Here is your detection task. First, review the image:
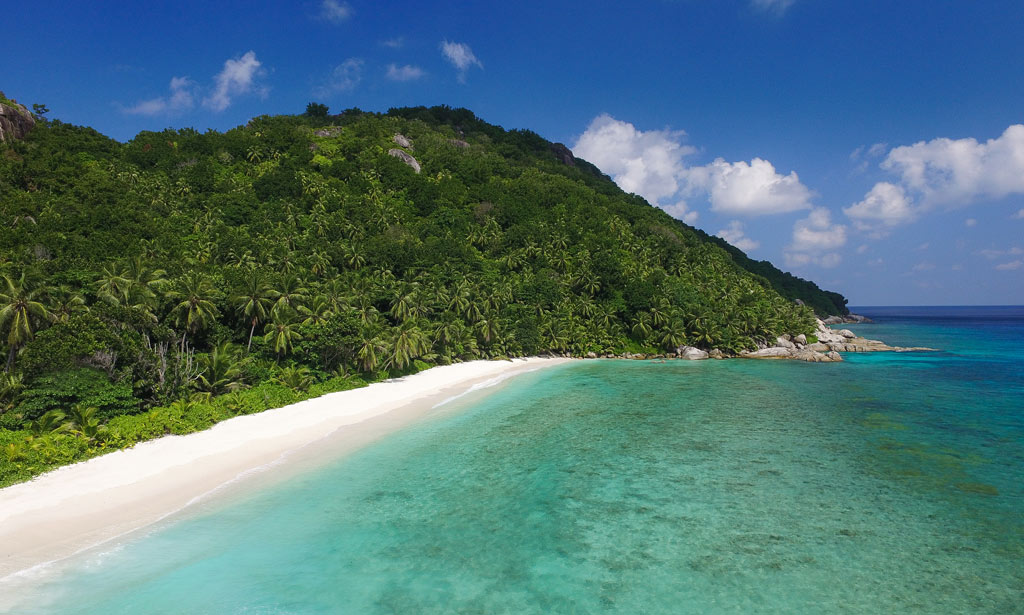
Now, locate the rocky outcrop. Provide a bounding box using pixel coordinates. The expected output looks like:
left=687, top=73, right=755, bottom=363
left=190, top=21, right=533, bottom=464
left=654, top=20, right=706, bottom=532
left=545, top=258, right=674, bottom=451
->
left=675, top=346, right=709, bottom=360
left=741, top=346, right=843, bottom=362
left=388, top=148, right=421, bottom=173
left=822, top=314, right=872, bottom=324
left=314, top=126, right=343, bottom=138
left=448, top=139, right=470, bottom=148
left=813, top=318, right=936, bottom=353
left=393, top=133, right=413, bottom=150
left=0, top=93, right=35, bottom=143
left=550, top=143, right=575, bottom=166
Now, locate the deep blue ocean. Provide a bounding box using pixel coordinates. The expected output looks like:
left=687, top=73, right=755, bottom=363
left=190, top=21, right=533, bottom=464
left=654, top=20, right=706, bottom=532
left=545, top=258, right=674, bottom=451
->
left=4, top=306, right=1022, bottom=614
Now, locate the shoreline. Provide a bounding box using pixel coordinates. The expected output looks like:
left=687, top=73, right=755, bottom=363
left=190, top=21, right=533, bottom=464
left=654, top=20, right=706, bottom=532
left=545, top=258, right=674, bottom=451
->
left=0, top=357, right=570, bottom=580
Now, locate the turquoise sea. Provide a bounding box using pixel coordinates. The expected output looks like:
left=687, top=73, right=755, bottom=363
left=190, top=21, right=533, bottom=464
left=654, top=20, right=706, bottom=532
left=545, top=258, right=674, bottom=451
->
left=5, top=306, right=1023, bottom=614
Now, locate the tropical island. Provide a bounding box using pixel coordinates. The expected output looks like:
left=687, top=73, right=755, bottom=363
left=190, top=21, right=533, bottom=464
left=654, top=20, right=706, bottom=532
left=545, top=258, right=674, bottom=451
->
left=0, top=97, right=853, bottom=488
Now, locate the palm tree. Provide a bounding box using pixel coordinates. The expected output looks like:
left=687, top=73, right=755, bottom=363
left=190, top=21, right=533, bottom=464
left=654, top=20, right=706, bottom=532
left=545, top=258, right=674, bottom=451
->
left=48, top=285, right=88, bottom=323
left=476, top=315, right=501, bottom=345
left=95, top=263, right=132, bottom=305
left=167, top=272, right=221, bottom=348
left=196, top=342, right=246, bottom=395
left=65, top=404, right=107, bottom=444
left=298, top=296, right=335, bottom=326
left=389, top=322, right=430, bottom=370
left=272, top=365, right=314, bottom=391
left=659, top=321, right=688, bottom=351
left=0, top=272, right=51, bottom=371
left=631, top=313, right=652, bottom=341
left=0, top=372, right=25, bottom=413
left=356, top=329, right=386, bottom=372
left=273, top=274, right=308, bottom=316
left=30, top=410, right=66, bottom=436
left=124, top=256, right=168, bottom=314
left=234, top=272, right=275, bottom=351
left=263, top=312, right=302, bottom=357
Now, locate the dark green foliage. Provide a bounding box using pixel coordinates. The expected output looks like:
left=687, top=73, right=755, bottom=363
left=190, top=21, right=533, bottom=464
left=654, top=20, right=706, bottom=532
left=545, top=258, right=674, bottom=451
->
left=0, top=102, right=846, bottom=485
left=305, top=102, right=329, bottom=118
left=15, top=368, right=137, bottom=424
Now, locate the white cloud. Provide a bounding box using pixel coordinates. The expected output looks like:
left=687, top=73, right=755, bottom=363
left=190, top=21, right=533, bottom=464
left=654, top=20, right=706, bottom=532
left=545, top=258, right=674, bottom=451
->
left=386, top=64, right=425, bottom=82
left=320, top=0, right=352, bottom=23
left=978, top=247, right=1023, bottom=259
left=751, top=0, right=795, bottom=13
left=124, top=76, right=196, bottom=115
left=856, top=244, right=869, bottom=254
left=996, top=260, right=1023, bottom=271
left=716, top=220, right=760, bottom=252
left=917, top=242, right=930, bottom=251
left=316, top=58, right=364, bottom=96
left=685, top=158, right=814, bottom=216
left=1014, top=208, right=1024, bottom=219
left=881, top=124, right=1024, bottom=207
left=868, top=258, right=884, bottom=267
left=784, top=207, right=846, bottom=268
left=912, top=262, right=936, bottom=272
left=843, top=181, right=917, bottom=235
left=381, top=37, right=404, bottom=48
left=661, top=201, right=699, bottom=225
left=965, top=218, right=977, bottom=227
left=440, top=41, right=482, bottom=82
left=204, top=51, right=264, bottom=112
left=572, top=114, right=695, bottom=205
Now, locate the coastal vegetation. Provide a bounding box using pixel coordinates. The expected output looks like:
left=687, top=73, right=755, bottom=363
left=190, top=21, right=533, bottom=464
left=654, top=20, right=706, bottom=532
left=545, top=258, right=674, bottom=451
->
left=0, top=103, right=845, bottom=485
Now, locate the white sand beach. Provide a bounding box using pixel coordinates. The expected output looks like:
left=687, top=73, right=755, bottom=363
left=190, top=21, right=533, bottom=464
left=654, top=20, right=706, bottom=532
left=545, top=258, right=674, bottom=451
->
left=0, top=358, right=569, bottom=579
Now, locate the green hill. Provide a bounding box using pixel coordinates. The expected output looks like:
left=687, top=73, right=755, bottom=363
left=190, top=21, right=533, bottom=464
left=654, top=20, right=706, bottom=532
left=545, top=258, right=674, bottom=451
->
left=0, top=103, right=845, bottom=484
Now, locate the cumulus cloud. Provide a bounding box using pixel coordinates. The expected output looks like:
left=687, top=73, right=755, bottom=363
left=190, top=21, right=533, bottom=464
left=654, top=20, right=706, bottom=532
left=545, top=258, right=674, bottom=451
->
left=716, top=221, right=760, bottom=252
left=661, top=201, right=699, bottom=225
left=204, top=51, right=264, bottom=112
left=316, top=58, right=364, bottom=96
left=843, top=182, right=917, bottom=235
left=440, top=41, right=482, bottom=82
left=783, top=207, right=846, bottom=268
left=573, top=114, right=695, bottom=206
left=573, top=113, right=817, bottom=232
left=751, top=0, right=796, bottom=13
left=685, top=158, right=814, bottom=216
left=124, top=76, right=196, bottom=115
left=386, top=64, right=425, bottom=82
left=320, top=0, right=352, bottom=23
left=881, top=124, right=1024, bottom=207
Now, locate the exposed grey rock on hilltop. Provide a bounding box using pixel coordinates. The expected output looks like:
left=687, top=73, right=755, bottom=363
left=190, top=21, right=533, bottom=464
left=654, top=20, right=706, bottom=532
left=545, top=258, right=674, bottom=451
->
left=0, top=92, right=35, bottom=143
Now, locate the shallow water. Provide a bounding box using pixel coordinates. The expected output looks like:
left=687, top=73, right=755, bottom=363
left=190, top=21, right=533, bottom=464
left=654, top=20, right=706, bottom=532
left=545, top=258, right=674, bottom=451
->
left=6, top=307, right=1023, bottom=613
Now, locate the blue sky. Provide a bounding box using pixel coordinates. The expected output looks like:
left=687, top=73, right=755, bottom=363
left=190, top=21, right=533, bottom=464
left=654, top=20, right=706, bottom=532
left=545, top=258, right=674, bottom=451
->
left=4, top=0, right=1024, bottom=305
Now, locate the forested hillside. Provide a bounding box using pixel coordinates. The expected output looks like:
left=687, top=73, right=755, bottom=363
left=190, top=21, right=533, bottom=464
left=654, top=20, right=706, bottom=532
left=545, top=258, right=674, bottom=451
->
left=0, top=103, right=844, bottom=483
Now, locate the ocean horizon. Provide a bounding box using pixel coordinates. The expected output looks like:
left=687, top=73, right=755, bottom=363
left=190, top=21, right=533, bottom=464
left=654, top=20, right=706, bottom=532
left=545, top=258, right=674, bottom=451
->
left=4, top=306, right=1022, bottom=614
